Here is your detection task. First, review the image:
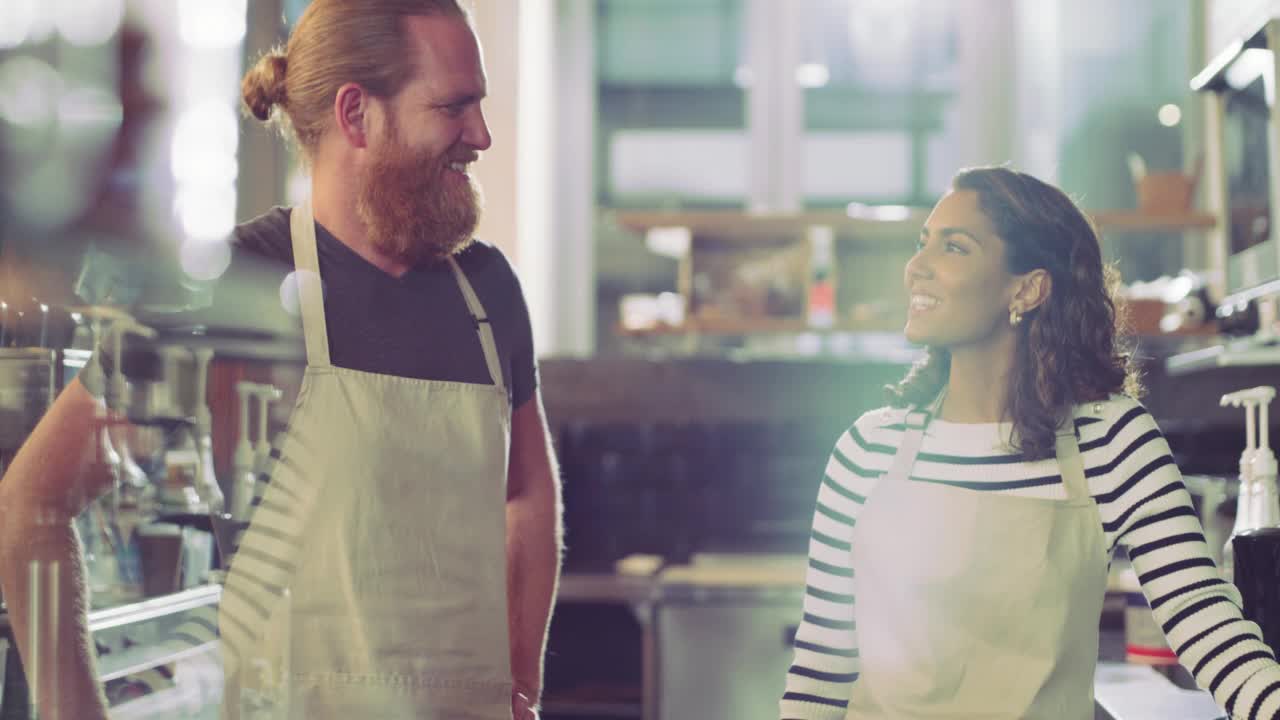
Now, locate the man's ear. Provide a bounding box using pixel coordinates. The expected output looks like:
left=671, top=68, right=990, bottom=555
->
left=333, top=82, right=370, bottom=149
left=1012, top=269, right=1052, bottom=314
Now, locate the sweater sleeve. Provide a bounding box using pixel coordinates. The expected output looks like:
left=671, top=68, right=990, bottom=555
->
left=1102, top=405, right=1280, bottom=719
left=780, top=419, right=887, bottom=719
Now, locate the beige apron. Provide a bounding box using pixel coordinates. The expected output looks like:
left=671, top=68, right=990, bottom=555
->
left=217, top=199, right=513, bottom=719
left=846, top=395, right=1107, bottom=719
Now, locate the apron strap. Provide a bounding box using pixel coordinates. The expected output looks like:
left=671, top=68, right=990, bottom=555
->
left=290, top=198, right=332, bottom=368
left=887, top=391, right=1091, bottom=503
left=926, top=388, right=946, bottom=416
left=446, top=258, right=506, bottom=394
left=886, top=420, right=928, bottom=484
left=885, top=406, right=931, bottom=483
left=885, top=388, right=944, bottom=483
left=1054, top=417, right=1090, bottom=502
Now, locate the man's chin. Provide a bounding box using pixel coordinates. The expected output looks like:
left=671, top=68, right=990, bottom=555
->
left=394, top=227, right=477, bottom=267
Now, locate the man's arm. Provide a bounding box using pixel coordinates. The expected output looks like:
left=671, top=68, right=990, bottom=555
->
left=505, top=389, right=563, bottom=716
left=0, top=377, right=115, bottom=720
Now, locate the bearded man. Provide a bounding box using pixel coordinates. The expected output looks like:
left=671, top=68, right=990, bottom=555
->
left=0, top=2, right=562, bottom=718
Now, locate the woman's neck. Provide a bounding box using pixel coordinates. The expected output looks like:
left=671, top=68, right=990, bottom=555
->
left=940, top=335, right=1015, bottom=423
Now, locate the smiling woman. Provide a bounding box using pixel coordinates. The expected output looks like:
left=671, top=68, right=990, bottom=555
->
left=779, top=167, right=1280, bottom=720
left=904, top=190, right=1034, bottom=357
left=893, top=165, right=1139, bottom=461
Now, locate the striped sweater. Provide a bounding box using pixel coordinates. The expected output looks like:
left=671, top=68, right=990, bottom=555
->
left=780, top=394, right=1280, bottom=720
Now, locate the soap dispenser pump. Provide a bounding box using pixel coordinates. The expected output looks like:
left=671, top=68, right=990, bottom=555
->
left=231, top=381, right=258, bottom=521
left=191, top=347, right=224, bottom=515
left=1230, top=387, right=1280, bottom=658
left=1249, top=390, right=1279, bottom=528
left=250, top=383, right=283, bottom=478
left=1221, top=386, right=1280, bottom=582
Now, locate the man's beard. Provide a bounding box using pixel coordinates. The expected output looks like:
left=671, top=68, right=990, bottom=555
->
left=355, top=136, right=483, bottom=268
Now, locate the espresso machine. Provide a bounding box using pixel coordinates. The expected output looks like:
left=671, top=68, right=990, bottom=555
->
left=0, top=303, right=233, bottom=717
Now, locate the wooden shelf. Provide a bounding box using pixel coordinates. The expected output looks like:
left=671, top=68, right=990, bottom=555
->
left=609, top=208, right=1220, bottom=344
left=612, top=208, right=931, bottom=246
left=617, top=316, right=898, bottom=336
left=541, top=700, right=643, bottom=718
left=1090, top=211, right=1217, bottom=231
left=1166, top=339, right=1280, bottom=375
left=558, top=572, right=656, bottom=604
left=614, top=208, right=1218, bottom=244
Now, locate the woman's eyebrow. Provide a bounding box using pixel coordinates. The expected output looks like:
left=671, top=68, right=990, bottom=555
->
left=921, top=226, right=982, bottom=245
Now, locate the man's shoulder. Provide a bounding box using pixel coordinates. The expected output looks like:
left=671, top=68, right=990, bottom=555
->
left=453, top=239, right=522, bottom=290
left=454, top=237, right=510, bottom=269
left=232, top=207, right=294, bottom=265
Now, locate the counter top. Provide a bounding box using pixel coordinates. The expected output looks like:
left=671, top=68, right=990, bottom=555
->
left=560, top=555, right=810, bottom=605
left=557, top=568, right=1228, bottom=720
left=87, top=585, right=221, bottom=634
left=562, top=557, right=1150, bottom=602
left=656, top=554, right=807, bottom=588
left=1094, top=663, right=1224, bottom=720
left=0, top=585, right=222, bottom=633
left=0, top=585, right=225, bottom=718
left=560, top=572, right=658, bottom=604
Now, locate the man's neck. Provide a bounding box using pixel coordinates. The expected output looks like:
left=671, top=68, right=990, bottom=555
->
left=941, top=333, right=1015, bottom=424
left=310, top=164, right=413, bottom=278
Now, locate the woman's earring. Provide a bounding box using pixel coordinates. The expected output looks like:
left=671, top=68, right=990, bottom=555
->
left=1009, top=307, right=1023, bottom=326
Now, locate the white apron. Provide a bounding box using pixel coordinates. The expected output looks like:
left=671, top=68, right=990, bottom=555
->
left=217, top=199, right=513, bottom=719
left=846, top=396, right=1107, bottom=719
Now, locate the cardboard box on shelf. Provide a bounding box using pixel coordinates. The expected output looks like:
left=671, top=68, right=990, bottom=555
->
left=1135, top=172, right=1196, bottom=215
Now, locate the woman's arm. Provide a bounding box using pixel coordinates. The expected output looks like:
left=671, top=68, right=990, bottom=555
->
left=1107, top=409, right=1280, bottom=719
left=0, top=377, right=116, bottom=720
left=780, top=428, right=879, bottom=720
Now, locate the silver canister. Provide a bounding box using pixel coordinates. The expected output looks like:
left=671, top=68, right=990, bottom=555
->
left=0, top=348, right=57, bottom=469
left=0, top=348, right=57, bottom=610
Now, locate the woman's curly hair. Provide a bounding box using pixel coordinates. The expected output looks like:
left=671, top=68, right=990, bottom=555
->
left=887, top=166, right=1142, bottom=460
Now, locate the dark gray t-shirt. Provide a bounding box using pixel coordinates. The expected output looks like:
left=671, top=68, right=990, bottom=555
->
left=87, top=209, right=538, bottom=410
left=232, top=207, right=538, bottom=409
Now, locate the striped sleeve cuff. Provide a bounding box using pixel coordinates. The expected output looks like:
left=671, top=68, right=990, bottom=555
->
left=779, top=693, right=850, bottom=720
left=1225, top=661, right=1280, bottom=720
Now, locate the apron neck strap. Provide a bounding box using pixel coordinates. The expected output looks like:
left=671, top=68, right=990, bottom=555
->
left=887, top=421, right=928, bottom=484
left=893, top=391, right=1091, bottom=503
left=890, top=389, right=943, bottom=483
left=290, top=198, right=331, bottom=368
left=903, top=387, right=946, bottom=428
left=926, top=388, right=946, bottom=416
left=1054, top=418, right=1089, bottom=502
left=289, top=201, right=505, bottom=392
left=445, top=257, right=506, bottom=394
